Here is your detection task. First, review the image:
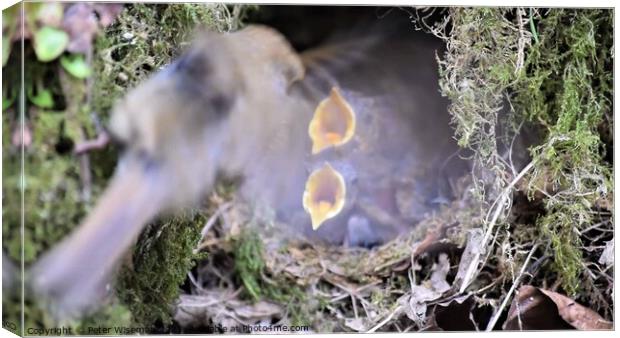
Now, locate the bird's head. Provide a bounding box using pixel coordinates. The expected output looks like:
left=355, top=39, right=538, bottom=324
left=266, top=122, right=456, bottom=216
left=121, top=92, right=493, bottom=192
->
left=105, top=26, right=306, bottom=215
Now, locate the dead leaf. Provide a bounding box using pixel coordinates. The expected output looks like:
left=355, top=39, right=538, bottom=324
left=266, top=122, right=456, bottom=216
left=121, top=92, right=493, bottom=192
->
left=288, top=247, right=307, bottom=261
left=412, top=221, right=450, bottom=257
left=344, top=318, right=369, bottom=332
left=503, top=286, right=572, bottom=330
left=325, top=260, right=347, bottom=275
left=430, top=253, right=451, bottom=294
left=433, top=296, right=477, bottom=331
left=93, top=4, right=124, bottom=27
left=538, top=288, right=613, bottom=330
left=504, top=285, right=612, bottom=330
left=233, top=301, right=282, bottom=320
left=454, top=228, right=484, bottom=290
left=403, top=286, right=436, bottom=325
left=175, top=291, right=284, bottom=329
left=62, top=4, right=99, bottom=54
left=36, top=2, right=64, bottom=27
left=403, top=254, right=452, bottom=326
left=598, top=239, right=613, bottom=267
left=13, top=9, right=32, bottom=42
left=174, top=293, right=221, bottom=328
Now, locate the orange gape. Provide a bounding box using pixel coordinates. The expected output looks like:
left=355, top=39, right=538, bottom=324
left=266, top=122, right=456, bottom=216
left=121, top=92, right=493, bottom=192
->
left=303, top=163, right=347, bottom=229
left=308, top=87, right=357, bottom=155
left=304, top=87, right=356, bottom=230
left=30, top=19, right=468, bottom=319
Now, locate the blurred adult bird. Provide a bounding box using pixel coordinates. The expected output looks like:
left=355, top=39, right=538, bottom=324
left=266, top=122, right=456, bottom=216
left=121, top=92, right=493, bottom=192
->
left=30, top=17, right=467, bottom=318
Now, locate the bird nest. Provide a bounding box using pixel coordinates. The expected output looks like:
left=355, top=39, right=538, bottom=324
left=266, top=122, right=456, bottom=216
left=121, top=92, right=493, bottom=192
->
left=173, top=173, right=485, bottom=332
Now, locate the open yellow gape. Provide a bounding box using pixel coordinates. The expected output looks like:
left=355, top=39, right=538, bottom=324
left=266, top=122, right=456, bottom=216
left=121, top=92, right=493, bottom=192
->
left=308, top=87, right=357, bottom=154
left=302, top=163, right=347, bottom=230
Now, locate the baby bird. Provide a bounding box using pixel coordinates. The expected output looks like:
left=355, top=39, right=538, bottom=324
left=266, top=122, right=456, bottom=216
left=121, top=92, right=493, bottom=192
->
left=30, top=21, right=467, bottom=319
left=292, top=28, right=468, bottom=245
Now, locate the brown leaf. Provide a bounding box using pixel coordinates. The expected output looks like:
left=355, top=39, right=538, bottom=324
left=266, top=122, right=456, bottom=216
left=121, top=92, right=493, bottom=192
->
left=504, top=285, right=612, bottom=330
left=62, top=4, right=99, bottom=54
left=432, top=296, right=477, bottom=331
left=403, top=254, right=453, bottom=326
left=93, top=4, right=124, bottom=27
left=504, top=286, right=572, bottom=330
left=13, top=9, right=32, bottom=42
left=36, top=3, right=65, bottom=27
left=538, top=288, right=613, bottom=330
left=412, top=222, right=445, bottom=256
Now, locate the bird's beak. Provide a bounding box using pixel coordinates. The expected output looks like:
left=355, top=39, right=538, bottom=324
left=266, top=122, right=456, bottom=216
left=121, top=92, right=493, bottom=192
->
left=31, top=158, right=172, bottom=316
left=302, top=163, right=347, bottom=230
left=308, top=87, right=357, bottom=154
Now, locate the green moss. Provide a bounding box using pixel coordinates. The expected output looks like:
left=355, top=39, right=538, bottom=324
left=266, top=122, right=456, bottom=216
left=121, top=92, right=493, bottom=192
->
left=1, top=284, right=133, bottom=336
left=232, top=230, right=312, bottom=326
left=116, top=212, right=207, bottom=329
left=2, top=16, right=117, bottom=333
left=514, top=9, right=613, bottom=296
left=234, top=229, right=266, bottom=301
left=538, top=208, right=585, bottom=293
left=7, top=4, right=612, bottom=331
left=3, top=55, right=95, bottom=267
left=73, top=303, right=133, bottom=334
left=435, top=8, right=525, bottom=199
left=435, top=8, right=612, bottom=300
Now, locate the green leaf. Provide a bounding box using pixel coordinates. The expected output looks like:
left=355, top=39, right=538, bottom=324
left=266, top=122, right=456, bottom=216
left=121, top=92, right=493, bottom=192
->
left=33, top=26, right=68, bottom=62
left=3, top=94, right=15, bottom=111
left=28, top=88, right=54, bottom=109
left=60, top=54, right=92, bottom=79
left=2, top=5, right=18, bottom=31
left=2, top=36, right=11, bottom=67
